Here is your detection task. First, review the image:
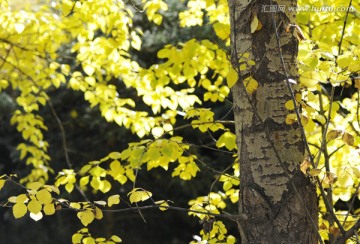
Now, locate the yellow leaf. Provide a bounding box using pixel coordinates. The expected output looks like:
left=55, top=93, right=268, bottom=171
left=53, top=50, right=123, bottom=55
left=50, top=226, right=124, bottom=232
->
left=108, top=194, right=120, bottom=207
left=27, top=182, right=43, bottom=191
left=109, top=152, right=122, bottom=159
left=251, top=15, right=259, bottom=33
left=300, top=71, right=320, bottom=87
left=216, top=132, right=236, bottom=151
left=126, top=168, right=135, bottom=182
left=157, top=48, right=170, bottom=59
left=79, top=165, right=92, bottom=175
left=13, top=203, right=27, bottom=218
left=223, top=181, right=233, bottom=191
left=338, top=170, right=353, bottom=188
left=0, top=79, right=9, bottom=91
left=77, top=210, right=95, bottom=226
left=15, top=194, right=28, bottom=203
left=83, top=237, right=95, bottom=244
left=70, top=202, right=81, bottom=210
left=226, top=66, right=238, bottom=88
left=131, top=31, right=142, bottom=51
left=110, top=235, right=122, bottom=243
left=28, top=199, right=42, bottom=214
left=94, top=207, right=103, bottom=220
left=36, top=189, right=52, bottom=204
left=0, top=179, right=5, bottom=190
left=285, top=113, right=297, bottom=125
left=352, top=167, right=360, bottom=178
left=213, top=22, right=230, bottom=40
left=284, top=100, right=295, bottom=110
left=14, top=23, right=25, bottom=34
left=43, top=203, right=56, bottom=215
left=227, top=235, right=236, bottom=244
left=155, top=200, right=169, bottom=211
left=315, top=114, right=326, bottom=125
left=243, top=77, right=258, bottom=94
left=80, top=176, right=90, bottom=187
left=128, top=188, right=152, bottom=203
left=99, top=180, right=111, bottom=193
left=83, top=65, right=95, bottom=76
left=65, top=183, right=74, bottom=193
left=8, top=196, right=17, bottom=203
left=72, top=233, right=83, bottom=244
left=151, top=127, right=164, bottom=138
left=44, top=185, right=60, bottom=195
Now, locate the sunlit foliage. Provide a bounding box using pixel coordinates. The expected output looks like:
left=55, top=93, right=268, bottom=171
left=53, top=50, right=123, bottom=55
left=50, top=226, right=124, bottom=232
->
left=1, top=0, right=360, bottom=242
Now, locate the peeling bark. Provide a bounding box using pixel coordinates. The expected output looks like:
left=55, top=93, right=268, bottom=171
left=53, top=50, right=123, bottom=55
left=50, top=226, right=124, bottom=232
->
left=228, top=0, right=318, bottom=243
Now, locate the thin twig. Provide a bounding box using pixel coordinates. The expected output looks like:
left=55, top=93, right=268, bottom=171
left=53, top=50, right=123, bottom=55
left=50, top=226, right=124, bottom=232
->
left=47, top=98, right=89, bottom=203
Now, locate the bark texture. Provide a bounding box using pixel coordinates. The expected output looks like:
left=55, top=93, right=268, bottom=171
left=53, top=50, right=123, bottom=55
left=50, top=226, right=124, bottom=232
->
left=228, top=0, right=318, bottom=243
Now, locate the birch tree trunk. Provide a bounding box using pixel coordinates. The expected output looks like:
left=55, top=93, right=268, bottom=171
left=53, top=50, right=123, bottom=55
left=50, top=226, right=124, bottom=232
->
left=228, top=0, right=318, bottom=243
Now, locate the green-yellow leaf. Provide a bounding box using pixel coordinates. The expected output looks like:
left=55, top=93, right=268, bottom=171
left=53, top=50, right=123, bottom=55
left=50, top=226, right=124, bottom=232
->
left=43, top=203, right=56, bottom=215
left=27, top=182, right=43, bottom=191
left=13, top=203, right=27, bottom=218
left=110, top=235, right=122, bottom=243
left=109, top=152, right=122, bottom=159
left=28, top=199, right=42, bottom=214
left=70, top=202, right=81, bottom=210
left=8, top=196, right=17, bottom=203
left=15, top=194, right=28, bottom=203
left=108, top=194, right=120, bottom=207
left=77, top=210, right=95, bottom=226
left=308, top=168, right=322, bottom=177
left=36, top=189, right=52, bottom=204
